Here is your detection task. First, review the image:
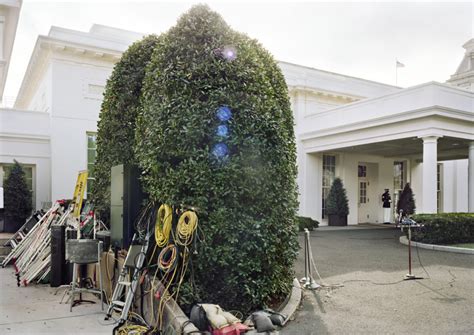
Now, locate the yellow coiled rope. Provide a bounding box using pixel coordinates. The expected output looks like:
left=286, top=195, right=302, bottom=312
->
left=155, top=204, right=172, bottom=247
left=176, top=211, right=198, bottom=246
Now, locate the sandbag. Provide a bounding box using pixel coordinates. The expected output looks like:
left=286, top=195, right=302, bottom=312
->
left=251, top=311, right=275, bottom=332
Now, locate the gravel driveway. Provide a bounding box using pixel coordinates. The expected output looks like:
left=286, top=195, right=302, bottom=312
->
left=283, top=227, right=474, bottom=335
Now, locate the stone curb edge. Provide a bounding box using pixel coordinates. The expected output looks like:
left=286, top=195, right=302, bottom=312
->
left=278, top=278, right=303, bottom=326
left=399, top=236, right=474, bottom=255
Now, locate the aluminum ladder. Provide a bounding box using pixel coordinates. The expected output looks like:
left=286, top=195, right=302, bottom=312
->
left=3, top=211, right=44, bottom=249
left=105, top=230, right=151, bottom=325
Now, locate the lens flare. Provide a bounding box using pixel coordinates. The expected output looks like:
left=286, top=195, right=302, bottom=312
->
left=212, top=143, right=229, bottom=158
left=222, top=46, right=237, bottom=61
left=216, top=124, right=229, bottom=137
left=216, top=106, right=232, bottom=122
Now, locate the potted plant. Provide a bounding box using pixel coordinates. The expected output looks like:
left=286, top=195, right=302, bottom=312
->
left=326, top=178, right=349, bottom=226
left=396, top=182, right=416, bottom=220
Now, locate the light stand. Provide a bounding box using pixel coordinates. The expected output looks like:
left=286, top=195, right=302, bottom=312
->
left=404, top=223, right=416, bottom=280
left=400, top=210, right=422, bottom=281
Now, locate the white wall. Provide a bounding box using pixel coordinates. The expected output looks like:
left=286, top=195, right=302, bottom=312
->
left=442, top=160, right=468, bottom=212
left=0, top=108, right=51, bottom=209
left=409, top=160, right=423, bottom=214
left=49, top=59, right=112, bottom=200
left=28, top=64, right=52, bottom=113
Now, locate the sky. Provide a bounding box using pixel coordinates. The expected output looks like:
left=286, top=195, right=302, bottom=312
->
left=4, top=0, right=473, bottom=101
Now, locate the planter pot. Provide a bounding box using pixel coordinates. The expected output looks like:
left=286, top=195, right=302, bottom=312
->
left=328, top=215, right=347, bottom=226
left=3, top=215, right=23, bottom=233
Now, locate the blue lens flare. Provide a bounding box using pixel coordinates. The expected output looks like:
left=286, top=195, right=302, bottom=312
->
left=216, top=106, right=232, bottom=122
left=212, top=143, right=229, bottom=158
left=216, top=124, right=229, bottom=137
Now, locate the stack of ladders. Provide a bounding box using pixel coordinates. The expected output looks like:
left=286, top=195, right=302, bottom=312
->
left=3, top=211, right=44, bottom=249
left=2, top=201, right=74, bottom=286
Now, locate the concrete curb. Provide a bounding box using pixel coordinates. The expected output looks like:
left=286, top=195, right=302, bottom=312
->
left=278, top=278, right=303, bottom=326
left=399, top=236, right=474, bottom=255
left=155, top=281, right=202, bottom=334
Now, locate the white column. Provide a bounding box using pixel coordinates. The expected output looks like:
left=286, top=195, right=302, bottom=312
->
left=468, top=141, right=474, bottom=212
left=0, top=17, right=4, bottom=61
left=421, top=136, right=439, bottom=213
left=305, top=153, right=323, bottom=220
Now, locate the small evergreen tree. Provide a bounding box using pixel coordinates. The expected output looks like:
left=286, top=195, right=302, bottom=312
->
left=397, top=182, right=416, bottom=216
left=326, top=178, right=349, bottom=216
left=4, top=160, right=32, bottom=224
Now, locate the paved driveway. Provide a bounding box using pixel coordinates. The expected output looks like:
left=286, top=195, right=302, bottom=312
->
left=283, top=227, right=474, bottom=335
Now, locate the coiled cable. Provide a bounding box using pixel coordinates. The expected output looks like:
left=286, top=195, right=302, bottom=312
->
left=176, top=211, right=198, bottom=246
left=157, top=244, right=178, bottom=272
left=155, top=204, right=172, bottom=247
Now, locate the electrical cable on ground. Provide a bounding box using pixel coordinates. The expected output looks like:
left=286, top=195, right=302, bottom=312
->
left=414, top=242, right=431, bottom=278
left=306, top=232, right=413, bottom=289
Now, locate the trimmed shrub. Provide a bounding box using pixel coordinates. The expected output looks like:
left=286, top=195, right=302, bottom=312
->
left=134, top=5, right=298, bottom=313
left=397, top=183, right=415, bottom=216
left=297, top=216, right=319, bottom=231
left=326, top=178, right=349, bottom=216
left=411, top=213, right=474, bottom=244
left=4, top=160, right=32, bottom=227
left=92, top=35, right=160, bottom=222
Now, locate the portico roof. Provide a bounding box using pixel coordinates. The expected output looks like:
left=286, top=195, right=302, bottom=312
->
left=300, top=82, right=474, bottom=155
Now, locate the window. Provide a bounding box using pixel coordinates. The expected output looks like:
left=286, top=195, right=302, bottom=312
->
left=87, top=132, right=97, bottom=198
left=322, top=155, right=336, bottom=219
left=358, top=165, right=367, bottom=178
left=393, top=161, right=406, bottom=190
left=359, top=181, right=367, bottom=204
left=1, top=164, right=35, bottom=208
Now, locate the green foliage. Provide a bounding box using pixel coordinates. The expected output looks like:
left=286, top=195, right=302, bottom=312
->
left=92, top=35, right=160, bottom=222
left=4, top=160, right=32, bottom=223
left=411, top=213, right=474, bottom=244
left=297, top=216, right=319, bottom=231
left=134, top=5, right=298, bottom=312
left=325, top=178, right=349, bottom=216
left=397, top=183, right=416, bottom=216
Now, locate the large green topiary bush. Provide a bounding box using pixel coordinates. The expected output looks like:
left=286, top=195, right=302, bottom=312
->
left=92, top=35, right=160, bottom=221
left=134, top=5, right=298, bottom=312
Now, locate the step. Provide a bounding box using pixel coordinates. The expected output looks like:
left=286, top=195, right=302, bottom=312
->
left=112, top=300, right=125, bottom=307
left=0, top=246, right=12, bottom=256
left=118, top=281, right=131, bottom=286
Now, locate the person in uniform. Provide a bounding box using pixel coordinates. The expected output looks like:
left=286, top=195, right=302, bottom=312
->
left=382, top=189, right=392, bottom=224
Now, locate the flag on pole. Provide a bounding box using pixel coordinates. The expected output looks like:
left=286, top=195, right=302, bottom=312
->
left=396, top=60, right=405, bottom=68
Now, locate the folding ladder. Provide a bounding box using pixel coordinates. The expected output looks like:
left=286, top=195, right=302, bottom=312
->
left=105, top=230, right=152, bottom=326
left=3, top=211, right=45, bottom=249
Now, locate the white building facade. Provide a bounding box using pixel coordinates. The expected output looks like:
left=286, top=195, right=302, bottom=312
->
left=1, top=18, right=473, bottom=224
